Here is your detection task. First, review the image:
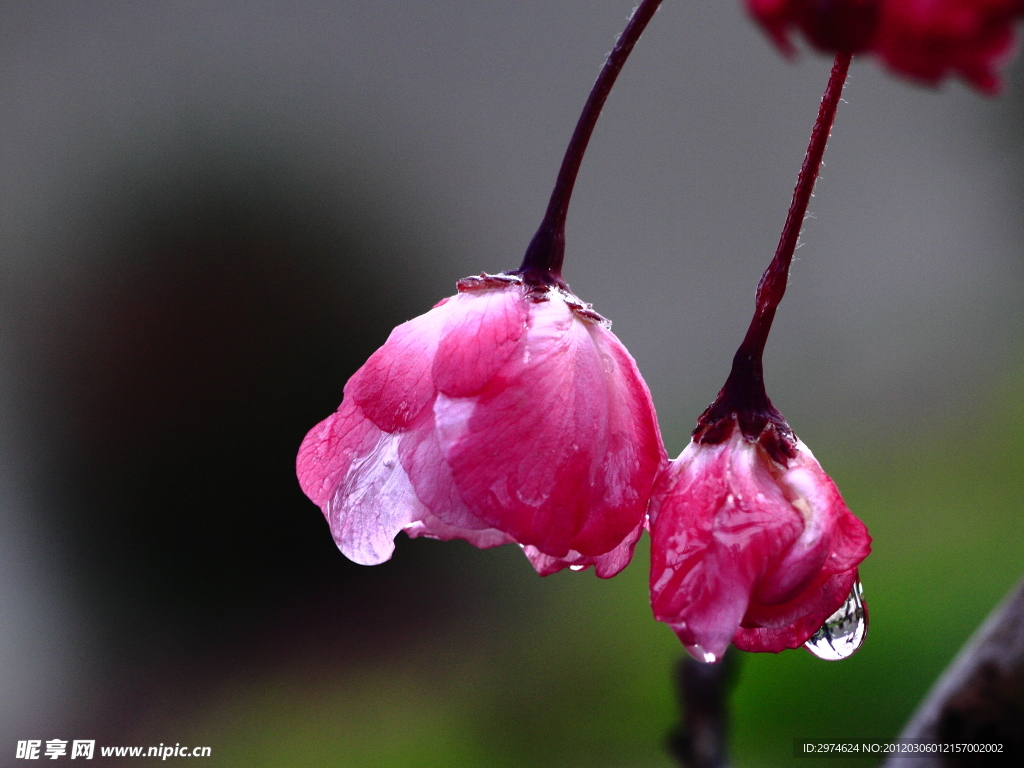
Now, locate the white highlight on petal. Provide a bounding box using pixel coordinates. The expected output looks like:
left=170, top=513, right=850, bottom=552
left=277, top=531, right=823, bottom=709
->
left=432, top=393, right=476, bottom=451
left=327, top=430, right=427, bottom=565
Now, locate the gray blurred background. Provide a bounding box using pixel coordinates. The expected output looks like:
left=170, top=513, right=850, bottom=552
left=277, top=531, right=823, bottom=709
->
left=1, top=1, right=1022, bottom=766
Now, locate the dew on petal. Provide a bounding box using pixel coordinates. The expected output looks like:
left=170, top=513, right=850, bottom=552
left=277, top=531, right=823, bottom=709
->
left=684, top=643, right=719, bottom=664
left=569, top=564, right=586, bottom=571
left=805, top=578, right=867, bottom=660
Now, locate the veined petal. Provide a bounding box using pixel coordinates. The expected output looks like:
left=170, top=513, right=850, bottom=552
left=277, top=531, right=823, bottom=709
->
left=297, top=400, right=428, bottom=565
left=297, top=399, right=383, bottom=508
left=348, top=296, right=459, bottom=432
left=326, top=429, right=429, bottom=565
left=433, top=285, right=528, bottom=397
left=437, top=291, right=662, bottom=558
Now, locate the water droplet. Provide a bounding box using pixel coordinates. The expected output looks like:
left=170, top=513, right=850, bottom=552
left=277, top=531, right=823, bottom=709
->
left=684, top=643, right=718, bottom=664
left=805, top=578, right=868, bottom=660
left=569, top=564, right=586, bottom=571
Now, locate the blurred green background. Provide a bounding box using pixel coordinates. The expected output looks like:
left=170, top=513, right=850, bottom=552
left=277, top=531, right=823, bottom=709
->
left=0, top=1, right=1022, bottom=766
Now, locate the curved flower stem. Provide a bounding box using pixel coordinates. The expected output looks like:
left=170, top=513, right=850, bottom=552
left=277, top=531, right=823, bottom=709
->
left=699, top=52, right=852, bottom=440
left=517, top=0, right=664, bottom=288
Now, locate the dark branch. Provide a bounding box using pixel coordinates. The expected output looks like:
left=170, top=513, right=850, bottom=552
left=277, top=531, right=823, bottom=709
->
left=668, top=648, right=740, bottom=768
left=882, top=574, right=1024, bottom=766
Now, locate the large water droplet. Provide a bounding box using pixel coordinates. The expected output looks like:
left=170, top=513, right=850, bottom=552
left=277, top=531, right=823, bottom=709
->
left=805, top=578, right=868, bottom=660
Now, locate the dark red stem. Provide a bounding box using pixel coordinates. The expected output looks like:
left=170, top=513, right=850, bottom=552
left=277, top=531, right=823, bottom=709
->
left=697, top=52, right=852, bottom=444
left=516, top=0, right=664, bottom=288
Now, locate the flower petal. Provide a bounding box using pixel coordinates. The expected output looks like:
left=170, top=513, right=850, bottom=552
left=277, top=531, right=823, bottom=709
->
left=521, top=519, right=644, bottom=578
left=436, top=292, right=662, bottom=558
left=327, top=429, right=429, bottom=565
left=297, top=399, right=382, bottom=508
left=297, top=400, right=428, bottom=565
left=877, top=0, right=1018, bottom=92
left=399, top=398, right=516, bottom=540
left=347, top=296, right=458, bottom=432
left=649, top=427, right=872, bottom=657
left=403, top=516, right=514, bottom=549
left=734, top=569, right=858, bottom=651
left=649, top=436, right=808, bottom=655
left=746, top=0, right=1023, bottom=92
left=433, top=286, right=529, bottom=397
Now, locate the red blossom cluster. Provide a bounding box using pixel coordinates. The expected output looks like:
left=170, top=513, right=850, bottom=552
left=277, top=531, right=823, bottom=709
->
left=293, top=0, right=1021, bottom=663
left=747, top=0, right=1024, bottom=92
left=297, top=270, right=871, bottom=659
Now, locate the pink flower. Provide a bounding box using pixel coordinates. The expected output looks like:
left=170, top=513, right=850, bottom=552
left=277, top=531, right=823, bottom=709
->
left=648, top=417, right=871, bottom=661
left=297, top=273, right=665, bottom=577
left=746, top=0, right=1024, bottom=92
left=646, top=47, right=870, bottom=663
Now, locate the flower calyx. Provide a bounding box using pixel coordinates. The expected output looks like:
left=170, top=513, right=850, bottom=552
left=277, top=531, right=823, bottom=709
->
left=458, top=272, right=609, bottom=327
left=691, top=356, right=797, bottom=466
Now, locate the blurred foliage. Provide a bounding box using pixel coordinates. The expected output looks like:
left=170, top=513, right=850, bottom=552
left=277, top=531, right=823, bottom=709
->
left=124, top=366, right=1024, bottom=767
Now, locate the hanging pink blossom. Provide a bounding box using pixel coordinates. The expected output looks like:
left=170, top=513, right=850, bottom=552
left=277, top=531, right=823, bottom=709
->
left=649, top=54, right=871, bottom=661
left=746, top=0, right=1024, bottom=92
left=297, top=273, right=664, bottom=577
left=648, top=419, right=871, bottom=661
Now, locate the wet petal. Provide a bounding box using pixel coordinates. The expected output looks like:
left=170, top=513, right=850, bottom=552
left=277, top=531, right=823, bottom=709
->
left=297, top=399, right=383, bottom=508
left=297, top=400, right=429, bottom=565
left=521, top=519, right=644, bottom=578
left=735, top=570, right=858, bottom=651
left=298, top=282, right=664, bottom=573
left=433, top=286, right=528, bottom=397
left=326, top=428, right=429, bottom=565
left=649, top=429, right=871, bottom=657
left=400, top=399, right=513, bottom=537
left=437, top=292, right=662, bottom=558
left=650, top=438, right=800, bottom=657
left=404, top=516, right=514, bottom=549
left=348, top=296, right=458, bottom=432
